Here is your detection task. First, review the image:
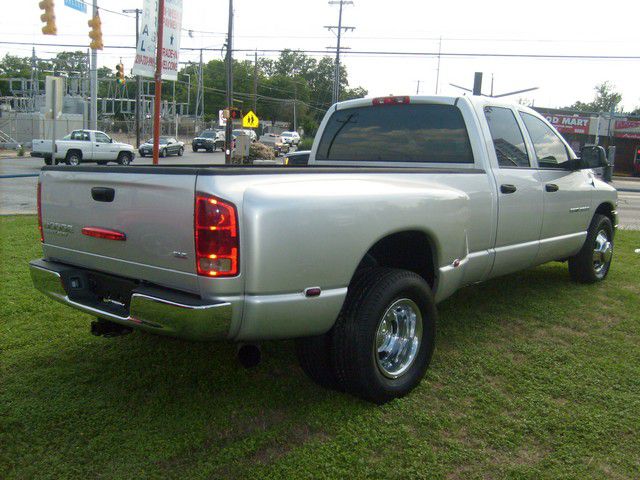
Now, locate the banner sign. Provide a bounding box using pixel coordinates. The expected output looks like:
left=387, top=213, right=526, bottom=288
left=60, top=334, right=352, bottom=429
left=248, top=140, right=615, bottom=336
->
left=614, top=120, right=640, bottom=139
left=544, top=114, right=591, bottom=135
left=64, top=0, right=87, bottom=13
left=132, top=0, right=182, bottom=80
left=132, top=0, right=159, bottom=79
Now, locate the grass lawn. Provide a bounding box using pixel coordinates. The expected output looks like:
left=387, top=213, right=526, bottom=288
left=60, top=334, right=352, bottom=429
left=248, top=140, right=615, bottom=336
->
left=1, top=215, right=639, bottom=479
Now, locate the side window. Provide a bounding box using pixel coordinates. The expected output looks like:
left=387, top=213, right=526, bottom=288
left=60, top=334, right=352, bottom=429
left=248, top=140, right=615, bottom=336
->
left=94, top=132, right=110, bottom=143
left=483, top=106, right=530, bottom=168
left=520, top=112, right=570, bottom=168
left=70, top=131, right=85, bottom=141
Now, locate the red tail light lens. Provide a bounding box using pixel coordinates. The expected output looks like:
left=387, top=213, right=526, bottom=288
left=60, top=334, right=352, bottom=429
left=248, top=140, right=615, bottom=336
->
left=37, top=181, right=44, bottom=242
left=195, top=193, right=239, bottom=277
left=81, top=226, right=127, bottom=241
left=372, top=96, right=410, bottom=106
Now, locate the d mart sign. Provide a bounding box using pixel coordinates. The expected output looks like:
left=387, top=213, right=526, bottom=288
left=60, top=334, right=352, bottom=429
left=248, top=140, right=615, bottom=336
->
left=544, top=114, right=591, bottom=135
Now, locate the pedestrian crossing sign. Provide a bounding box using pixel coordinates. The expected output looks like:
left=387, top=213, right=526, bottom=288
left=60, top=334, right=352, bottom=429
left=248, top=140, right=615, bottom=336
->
left=242, top=110, right=259, bottom=128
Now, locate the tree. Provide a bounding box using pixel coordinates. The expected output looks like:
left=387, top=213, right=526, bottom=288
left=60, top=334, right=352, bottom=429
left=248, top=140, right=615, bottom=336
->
left=568, top=81, right=622, bottom=113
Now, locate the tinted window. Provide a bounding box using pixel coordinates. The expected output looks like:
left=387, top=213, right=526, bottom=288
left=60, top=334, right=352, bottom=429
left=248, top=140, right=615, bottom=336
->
left=94, top=132, right=110, bottom=143
left=520, top=112, right=570, bottom=168
left=484, top=106, right=529, bottom=167
left=315, top=104, right=474, bottom=163
left=201, top=131, right=215, bottom=138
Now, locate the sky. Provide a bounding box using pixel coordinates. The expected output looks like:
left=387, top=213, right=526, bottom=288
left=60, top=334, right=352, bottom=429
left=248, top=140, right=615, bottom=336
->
left=2, top=0, right=640, bottom=111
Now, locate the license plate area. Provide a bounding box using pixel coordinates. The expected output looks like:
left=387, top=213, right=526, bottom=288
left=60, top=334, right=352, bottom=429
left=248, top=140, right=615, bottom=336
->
left=62, top=268, right=139, bottom=317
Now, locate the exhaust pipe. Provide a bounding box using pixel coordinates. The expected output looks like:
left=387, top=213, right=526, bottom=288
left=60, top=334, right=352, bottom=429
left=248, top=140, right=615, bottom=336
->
left=237, top=343, right=261, bottom=368
left=91, top=319, right=133, bottom=338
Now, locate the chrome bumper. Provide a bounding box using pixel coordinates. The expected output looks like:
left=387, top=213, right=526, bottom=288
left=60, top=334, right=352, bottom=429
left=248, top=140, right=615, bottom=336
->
left=29, top=259, right=232, bottom=340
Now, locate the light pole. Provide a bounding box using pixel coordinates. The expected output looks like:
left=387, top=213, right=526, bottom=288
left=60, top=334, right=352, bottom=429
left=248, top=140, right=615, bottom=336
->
left=123, top=8, right=142, bottom=147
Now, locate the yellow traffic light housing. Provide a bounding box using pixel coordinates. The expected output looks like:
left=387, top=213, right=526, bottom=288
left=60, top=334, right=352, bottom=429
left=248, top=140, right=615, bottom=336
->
left=116, top=63, right=126, bottom=85
left=39, top=0, right=57, bottom=35
left=88, top=14, right=103, bottom=50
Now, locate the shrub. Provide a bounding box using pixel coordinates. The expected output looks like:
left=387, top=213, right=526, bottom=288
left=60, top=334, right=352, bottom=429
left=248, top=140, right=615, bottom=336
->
left=248, top=142, right=275, bottom=161
left=297, top=138, right=314, bottom=151
left=17, top=145, right=25, bottom=157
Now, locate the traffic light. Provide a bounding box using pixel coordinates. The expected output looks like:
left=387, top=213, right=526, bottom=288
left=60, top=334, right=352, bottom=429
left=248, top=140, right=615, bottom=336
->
left=229, top=107, right=242, bottom=121
left=39, top=0, right=56, bottom=35
left=88, top=14, right=103, bottom=50
left=116, top=63, right=125, bottom=85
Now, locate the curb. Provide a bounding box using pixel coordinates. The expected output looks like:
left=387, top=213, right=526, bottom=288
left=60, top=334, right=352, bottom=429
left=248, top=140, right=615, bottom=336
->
left=0, top=174, right=39, bottom=179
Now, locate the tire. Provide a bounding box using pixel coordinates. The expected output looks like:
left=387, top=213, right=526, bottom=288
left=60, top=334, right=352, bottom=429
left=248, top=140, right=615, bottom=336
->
left=139, top=152, right=146, bottom=157
left=161, top=148, right=167, bottom=158
left=44, top=157, right=52, bottom=166
left=65, top=151, right=81, bottom=166
left=178, top=147, right=184, bottom=156
left=568, top=214, right=614, bottom=283
left=296, top=334, right=342, bottom=391
left=117, top=152, right=132, bottom=166
left=330, top=267, right=437, bottom=404
left=192, top=147, right=198, bottom=153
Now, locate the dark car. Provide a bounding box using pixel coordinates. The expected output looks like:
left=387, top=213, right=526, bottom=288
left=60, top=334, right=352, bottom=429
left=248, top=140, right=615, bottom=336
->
left=139, top=137, right=184, bottom=157
left=284, top=150, right=310, bottom=166
left=192, top=130, right=225, bottom=152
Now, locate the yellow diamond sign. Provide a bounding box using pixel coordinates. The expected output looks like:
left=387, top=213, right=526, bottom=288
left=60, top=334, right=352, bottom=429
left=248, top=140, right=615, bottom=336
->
left=242, top=110, right=259, bottom=129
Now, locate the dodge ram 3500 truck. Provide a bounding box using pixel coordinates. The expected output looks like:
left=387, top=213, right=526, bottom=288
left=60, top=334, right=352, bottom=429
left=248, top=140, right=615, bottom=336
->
left=30, top=96, right=617, bottom=403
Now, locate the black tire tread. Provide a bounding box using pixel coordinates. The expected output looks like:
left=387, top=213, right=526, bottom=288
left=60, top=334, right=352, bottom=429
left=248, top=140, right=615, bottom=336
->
left=568, top=214, right=613, bottom=284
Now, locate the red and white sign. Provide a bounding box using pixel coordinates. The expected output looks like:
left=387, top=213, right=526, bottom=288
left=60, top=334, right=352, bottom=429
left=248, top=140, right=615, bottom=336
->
left=544, top=114, right=591, bottom=135
left=614, top=120, right=640, bottom=139
left=132, top=0, right=182, bottom=81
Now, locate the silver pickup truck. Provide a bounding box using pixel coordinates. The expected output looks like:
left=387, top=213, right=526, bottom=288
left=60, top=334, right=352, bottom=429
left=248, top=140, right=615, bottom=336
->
left=30, top=96, right=617, bottom=403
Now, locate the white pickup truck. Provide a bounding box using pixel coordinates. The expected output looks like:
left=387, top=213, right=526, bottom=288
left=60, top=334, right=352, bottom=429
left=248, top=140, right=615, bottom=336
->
left=30, top=96, right=617, bottom=403
left=32, top=129, right=135, bottom=166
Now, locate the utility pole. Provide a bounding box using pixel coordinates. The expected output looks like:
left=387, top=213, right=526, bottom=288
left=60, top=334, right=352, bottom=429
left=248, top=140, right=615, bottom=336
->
left=195, top=48, right=204, bottom=129
left=224, top=0, right=234, bottom=164
left=252, top=49, right=258, bottom=113
left=416, top=80, right=420, bottom=95
left=326, top=1, right=354, bottom=105
left=152, top=0, right=166, bottom=165
left=293, top=82, right=297, bottom=131
left=123, top=8, right=142, bottom=147
left=89, top=0, right=98, bottom=130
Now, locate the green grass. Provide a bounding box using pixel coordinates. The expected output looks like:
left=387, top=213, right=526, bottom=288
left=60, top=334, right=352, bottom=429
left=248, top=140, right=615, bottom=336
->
left=1, top=215, right=639, bottom=479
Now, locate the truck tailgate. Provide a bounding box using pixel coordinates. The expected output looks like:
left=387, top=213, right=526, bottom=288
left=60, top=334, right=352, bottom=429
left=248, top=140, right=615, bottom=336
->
left=40, top=169, right=199, bottom=292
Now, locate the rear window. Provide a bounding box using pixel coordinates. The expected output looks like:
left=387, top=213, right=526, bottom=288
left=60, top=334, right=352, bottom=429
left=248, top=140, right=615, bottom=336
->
left=315, top=104, right=474, bottom=163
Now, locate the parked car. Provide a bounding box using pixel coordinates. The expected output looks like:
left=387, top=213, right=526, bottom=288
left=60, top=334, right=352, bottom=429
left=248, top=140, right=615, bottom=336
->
left=139, top=137, right=184, bottom=157
left=284, top=150, right=310, bottom=166
left=232, top=129, right=257, bottom=142
left=30, top=95, right=616, bottom=404
left=259, top=133, right=289, bottom=156
left=192, top=130, right=225, bottom=152
left=281, top=131, right=301, bottom=145
left=31, top=130, right=135, bottom=165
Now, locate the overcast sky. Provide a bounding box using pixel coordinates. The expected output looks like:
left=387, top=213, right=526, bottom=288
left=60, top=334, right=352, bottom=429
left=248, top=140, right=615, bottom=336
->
left=2, top=0, right=640, bottom=111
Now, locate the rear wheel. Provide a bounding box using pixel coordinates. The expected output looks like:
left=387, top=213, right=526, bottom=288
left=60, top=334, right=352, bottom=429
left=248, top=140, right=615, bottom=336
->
left=568, top=214, right=614, bottom=283
left=117, top=152, right=132, bottom=166
left=65, top=151, right=81, bottom=166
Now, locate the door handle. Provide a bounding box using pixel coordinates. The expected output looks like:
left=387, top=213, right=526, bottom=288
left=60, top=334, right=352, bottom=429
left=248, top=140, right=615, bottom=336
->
left=91, top=187, right=115, bottom=202
left=545, top=183, right=559, bottom=192
left=500, top=184, right=517, bottom=194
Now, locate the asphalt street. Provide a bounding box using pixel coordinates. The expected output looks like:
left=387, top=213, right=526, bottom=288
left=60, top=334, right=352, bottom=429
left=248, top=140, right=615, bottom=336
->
left=1, top=155, right=639, bottom=230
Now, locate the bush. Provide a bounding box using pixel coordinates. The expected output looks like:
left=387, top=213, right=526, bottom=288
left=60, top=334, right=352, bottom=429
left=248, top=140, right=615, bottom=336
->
left=249, top=142, right=275, bottom=161
left=17, top=145, right=25, bottom=157
left=297, top=138, right=314, bottom=151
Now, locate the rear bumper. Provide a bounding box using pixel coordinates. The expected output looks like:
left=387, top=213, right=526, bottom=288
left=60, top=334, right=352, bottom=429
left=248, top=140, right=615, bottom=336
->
left=29, top=259, right=232, bottom=340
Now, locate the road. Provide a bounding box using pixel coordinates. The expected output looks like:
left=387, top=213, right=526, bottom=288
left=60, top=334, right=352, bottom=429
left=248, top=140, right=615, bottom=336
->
left=1, top=156, right=639, bottom=230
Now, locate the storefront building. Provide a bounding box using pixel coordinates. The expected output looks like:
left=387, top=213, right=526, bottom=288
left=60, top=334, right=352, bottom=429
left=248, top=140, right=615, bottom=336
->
left=534, top=107, right=640, bottom=175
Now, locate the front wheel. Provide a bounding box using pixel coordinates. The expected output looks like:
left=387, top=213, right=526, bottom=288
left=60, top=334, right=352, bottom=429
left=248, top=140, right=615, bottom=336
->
left=309, top=268, right=436, bottom=404
left=568, top=214, right=614, bottom=283
left=192, top=147, right=198, bottom=153
left=178, top=147, right=184, bottom=156
left=160, top=148, right=167, bottom=158
left=44, top=156, right=52, bottom=166
left=117, top=152, right=132, bottom=166
left=65, top=152, right=81, bottom=166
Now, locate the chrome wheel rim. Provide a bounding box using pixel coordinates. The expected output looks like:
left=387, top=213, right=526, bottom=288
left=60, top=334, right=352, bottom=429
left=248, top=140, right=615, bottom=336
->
left=593, top=229, right=612, bottom=275
left=375, top=298, right=423, bottom=379
left=69, top=156, right=79, bottom=165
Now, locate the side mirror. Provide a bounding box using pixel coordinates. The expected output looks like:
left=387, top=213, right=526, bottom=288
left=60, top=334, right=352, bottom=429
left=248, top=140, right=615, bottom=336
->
left=578, top=145, right=608, bottom=170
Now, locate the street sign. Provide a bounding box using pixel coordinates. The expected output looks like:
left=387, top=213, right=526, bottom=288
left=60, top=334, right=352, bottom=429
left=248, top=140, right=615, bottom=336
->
left=64, top=0, right=87, bottom=13
left=133, top=0, right=182, bottom=80
left=242, top=110, right=259, bottom=129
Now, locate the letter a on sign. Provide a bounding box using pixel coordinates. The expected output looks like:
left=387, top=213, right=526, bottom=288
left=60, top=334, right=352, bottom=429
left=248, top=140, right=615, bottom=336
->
left=242, top=110, right=259, bottom=129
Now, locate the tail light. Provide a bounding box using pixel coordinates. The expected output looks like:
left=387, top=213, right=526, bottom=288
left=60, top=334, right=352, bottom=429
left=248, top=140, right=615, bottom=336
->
left=195, top=193, right=239, bottom=277
left=37, top=181, right=44, bottom=243
left=372, top=96, right=410, bottom=106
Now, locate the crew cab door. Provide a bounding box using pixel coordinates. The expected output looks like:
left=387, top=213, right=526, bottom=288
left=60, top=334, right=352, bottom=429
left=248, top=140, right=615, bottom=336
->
left=518, top=111, right=593, bottom=263
left=93, top=131, right=113, bottom=160
left=482, top=105, right=543, bottom=277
